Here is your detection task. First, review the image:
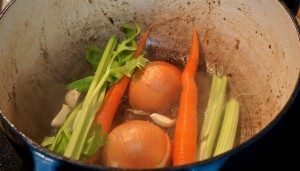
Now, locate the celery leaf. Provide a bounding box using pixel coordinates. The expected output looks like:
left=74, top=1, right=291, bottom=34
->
left=66, top=76, right=94, bottom=93
left=109, top=56, right=149, bottom=85
left=86, top=46, right=103, bottom=71
left=81, top=124, right=108, bottom=158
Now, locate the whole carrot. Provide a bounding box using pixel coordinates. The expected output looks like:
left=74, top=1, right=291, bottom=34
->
left=173, top=26, right=199, bottom=166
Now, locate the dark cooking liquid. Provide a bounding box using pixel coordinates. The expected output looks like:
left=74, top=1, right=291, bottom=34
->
left=110, top=46, right=212, bottom=142
left=110, top=71, right=212, bottom=142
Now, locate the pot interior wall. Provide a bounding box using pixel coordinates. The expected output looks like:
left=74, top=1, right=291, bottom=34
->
left=0, top=0, right=299, bottom=149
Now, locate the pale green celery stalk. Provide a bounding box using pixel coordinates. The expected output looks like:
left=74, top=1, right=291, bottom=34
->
left=86, top=32, right=137, bottom=105
left=49, top=103, right=83, bottom=151
left=197, top=74, right=227, bottom=161
left=213, top=98, right=239, bottom=156
left=85, top=42, right=136, bottom=110
left=64, top=84, right=107, bottom=159
left=64, top=36, right=118, bottom=159
left=83, top=36, right=117, bottom=106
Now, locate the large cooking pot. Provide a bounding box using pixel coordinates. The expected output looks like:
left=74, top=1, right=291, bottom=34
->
left=0, top=0, right=299, bottom=170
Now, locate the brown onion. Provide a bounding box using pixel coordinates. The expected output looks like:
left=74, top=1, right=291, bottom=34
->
left=103, top=120, right=172, bottom=169
left=128, top=61, right=181, bottom=112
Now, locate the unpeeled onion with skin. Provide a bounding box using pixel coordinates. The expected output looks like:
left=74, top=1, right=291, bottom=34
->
left=103, top=120, right=172, bottom=169
left=129, top=61, right=182, bottom=112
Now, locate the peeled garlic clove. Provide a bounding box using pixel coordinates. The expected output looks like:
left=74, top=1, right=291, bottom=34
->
left=65, top=89, right=81, bottom=109
left=51, top=104, right=71, bottom=128
left=150, top=113, right=176, bottom=128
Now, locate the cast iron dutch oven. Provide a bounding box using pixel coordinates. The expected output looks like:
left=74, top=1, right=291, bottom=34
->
left=0, top=0, right=299, bottom=170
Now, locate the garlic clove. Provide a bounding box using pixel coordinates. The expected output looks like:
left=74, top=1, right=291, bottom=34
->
left=65, top=89, right=81, bottom=109
left=150, top=113, right=176, bottom=128
left=51, top=104, right=71, bottom=128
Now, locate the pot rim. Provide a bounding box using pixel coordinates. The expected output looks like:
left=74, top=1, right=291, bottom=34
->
left=0, top=0, right=299, bottom=170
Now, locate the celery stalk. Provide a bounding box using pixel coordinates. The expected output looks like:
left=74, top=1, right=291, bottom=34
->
left=83, top=36, right=118, bottom=107
left=46, top=102, right=82, bottom=153
left=42, top=24, right=149, bottom=160
left=64, top=36, right=118, bottom=159
left=213, top=98, right=239, bottom=156
left=197, top=74, right=227, bottom=161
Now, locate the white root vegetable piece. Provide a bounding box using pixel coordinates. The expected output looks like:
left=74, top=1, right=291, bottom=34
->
left=150, top=113, right=176, bottom=128
left=51, top=104, right=71, bottom=128
left=65, top=89, right=81, bottom=109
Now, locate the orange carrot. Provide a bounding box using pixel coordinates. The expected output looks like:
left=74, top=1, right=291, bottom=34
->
left=84, top=30, right=149, bottom=164
left=96, top=29, right=149, bottom=134
left=95, top=77, right=129, bottom=134
left=173, top=26, right=199, bottom=166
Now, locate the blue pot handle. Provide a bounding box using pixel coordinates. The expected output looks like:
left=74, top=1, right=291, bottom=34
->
left=31, top=149, right=61, bottom=171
